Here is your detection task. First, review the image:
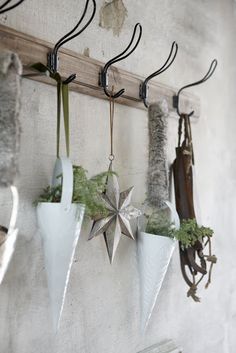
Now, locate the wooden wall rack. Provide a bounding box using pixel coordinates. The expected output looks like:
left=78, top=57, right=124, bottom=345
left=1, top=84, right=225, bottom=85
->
left=0, top=24, right=200, bottom=116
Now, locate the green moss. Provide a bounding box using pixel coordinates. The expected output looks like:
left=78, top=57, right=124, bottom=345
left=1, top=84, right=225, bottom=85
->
left=144, top=206, right=175, bottom=238
left=145, top=212, right=175, bottom=238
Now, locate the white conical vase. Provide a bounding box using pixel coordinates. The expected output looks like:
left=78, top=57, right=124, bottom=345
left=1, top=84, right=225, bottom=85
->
left=37, top=157, right=85, bottom=331
left=137, top=201, right=179, bottom=332
left=138, top=231, right=176, bottom=332
left=0, top=186, right=19, bottom=284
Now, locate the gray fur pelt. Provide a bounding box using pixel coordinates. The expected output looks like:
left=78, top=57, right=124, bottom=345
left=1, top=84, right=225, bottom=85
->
left=147, top=100, right=169, bottom=208
left=0, top=51, right=22, bottom=187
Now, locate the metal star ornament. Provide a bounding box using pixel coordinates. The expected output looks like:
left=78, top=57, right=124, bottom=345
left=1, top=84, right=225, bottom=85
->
left=89, top=172, right=141, bottom=263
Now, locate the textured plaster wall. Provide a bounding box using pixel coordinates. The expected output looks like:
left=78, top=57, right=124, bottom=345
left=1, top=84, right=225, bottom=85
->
left=0, top=1, right=236, bottom=353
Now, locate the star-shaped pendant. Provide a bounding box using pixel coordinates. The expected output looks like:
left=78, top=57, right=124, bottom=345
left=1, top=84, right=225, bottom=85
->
left=89, top=172, right=141, bottom=263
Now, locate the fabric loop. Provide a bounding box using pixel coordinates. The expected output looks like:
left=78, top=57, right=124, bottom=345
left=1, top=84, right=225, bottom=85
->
left=57, top=79, right=70, bottom=158
left=31, top=63, right=70, bottom=158
left=61, top=83, right=70, bottom=157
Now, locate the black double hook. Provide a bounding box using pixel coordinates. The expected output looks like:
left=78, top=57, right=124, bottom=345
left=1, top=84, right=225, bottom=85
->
left=100, top=23, right=142, bottom=99
left=140, top=41, right=178, bottom=108
left=173, top=59, right=218, bottom=117
left=47, top=0, right=96, bottom=83
left=0, top=0, right=25, bottom=14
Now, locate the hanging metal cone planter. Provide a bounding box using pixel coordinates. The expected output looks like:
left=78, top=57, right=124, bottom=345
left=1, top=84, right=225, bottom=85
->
left=137, top=101, right=178, bottom=331
left=137, top=202, right=179, bottom=332
left=138, top=231, right=176, bottom=331
left=37, top=157, right=85, bottom=331
left=0, top=186, right=19, bottom=284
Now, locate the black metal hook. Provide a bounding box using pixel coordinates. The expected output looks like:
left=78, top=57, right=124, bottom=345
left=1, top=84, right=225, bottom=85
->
left=173, top=59, right=218, bottom=117
left=0, top=0, right=25, bottom=14
left=140, top=41, right=178, bottom=108
left=47, top=0, right=96, bottom=82
left=100, top=23, right=142, bottom=99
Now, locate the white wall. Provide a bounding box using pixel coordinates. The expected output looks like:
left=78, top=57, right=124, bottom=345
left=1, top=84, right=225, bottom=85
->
left=0, top=1, right=236, bottom=352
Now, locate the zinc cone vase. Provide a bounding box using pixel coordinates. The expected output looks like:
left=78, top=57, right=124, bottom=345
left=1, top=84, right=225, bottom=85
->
left=137, top=201, right=179, bottom=332
left=37, top=157, right=85, bottom=331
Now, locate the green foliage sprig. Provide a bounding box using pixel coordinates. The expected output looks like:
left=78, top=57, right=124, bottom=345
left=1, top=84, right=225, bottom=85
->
left=174, top=219, right=214, bottom=249
left=35, top=166, right=115, bottom=219
left=144, top=212, right=214, bottom=249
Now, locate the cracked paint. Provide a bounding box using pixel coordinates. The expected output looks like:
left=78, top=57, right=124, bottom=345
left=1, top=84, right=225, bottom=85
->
left=99, top=0, right=128, bottom=36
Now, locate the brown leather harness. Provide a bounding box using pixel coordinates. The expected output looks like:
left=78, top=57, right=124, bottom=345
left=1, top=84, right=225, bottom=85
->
left=173, top=114, right=216, bottom=301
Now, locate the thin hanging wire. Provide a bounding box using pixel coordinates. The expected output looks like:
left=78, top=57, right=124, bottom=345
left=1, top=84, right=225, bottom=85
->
left=0, top=0, right=25, bottom=14
left=173, top=59, right=218, bottom=117
left=100, top=23, right=142, bottom=99
left=140, top=41, right=178, bottom=108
